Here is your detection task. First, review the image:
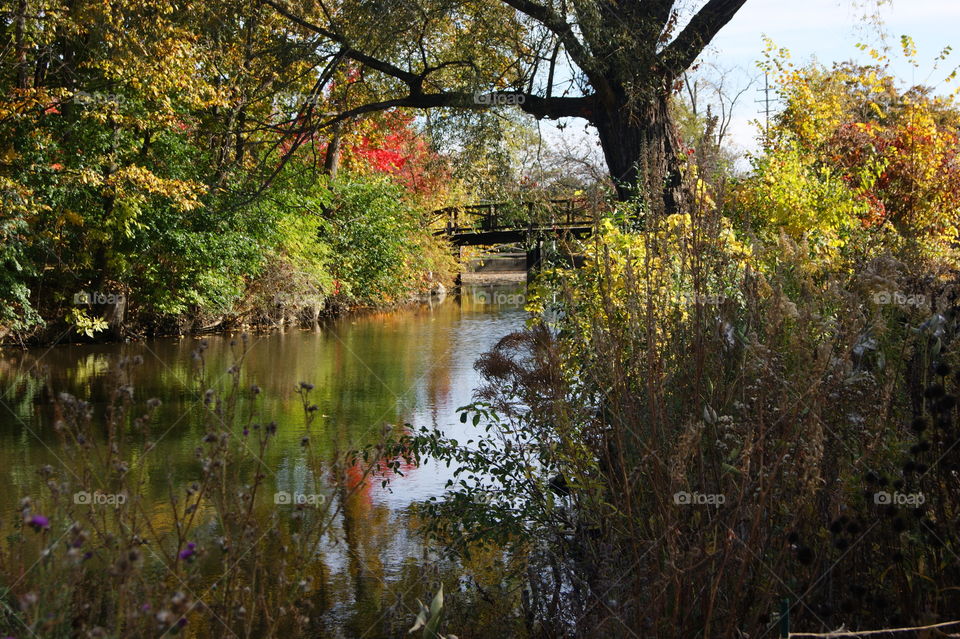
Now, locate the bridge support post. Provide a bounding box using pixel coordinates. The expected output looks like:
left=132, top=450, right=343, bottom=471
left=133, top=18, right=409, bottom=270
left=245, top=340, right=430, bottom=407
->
left=454, top=245, right=463, bottom=287
left=526, top=238, right=542, bottom=282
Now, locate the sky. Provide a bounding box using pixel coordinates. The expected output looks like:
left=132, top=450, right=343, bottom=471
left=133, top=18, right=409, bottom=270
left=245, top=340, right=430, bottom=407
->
left=707, top=0, right=960, bottom=154
left=542, top=0, right=960, bottom=171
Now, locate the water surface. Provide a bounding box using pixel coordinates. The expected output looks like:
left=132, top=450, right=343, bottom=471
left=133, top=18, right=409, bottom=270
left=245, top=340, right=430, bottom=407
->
left=0, top=282, right=527, bottom=637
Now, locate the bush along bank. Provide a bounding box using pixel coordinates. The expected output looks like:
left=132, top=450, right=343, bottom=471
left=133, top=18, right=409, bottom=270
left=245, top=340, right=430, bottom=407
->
left=1, top=174, right=457, bottom=347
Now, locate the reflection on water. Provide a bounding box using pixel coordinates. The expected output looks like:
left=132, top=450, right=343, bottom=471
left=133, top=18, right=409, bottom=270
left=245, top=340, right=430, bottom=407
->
left=0, top=282, right=527, bottom=637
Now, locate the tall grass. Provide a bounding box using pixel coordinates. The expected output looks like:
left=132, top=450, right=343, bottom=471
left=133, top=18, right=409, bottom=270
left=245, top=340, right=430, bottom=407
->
left=409, top=146, right=960, bottom=637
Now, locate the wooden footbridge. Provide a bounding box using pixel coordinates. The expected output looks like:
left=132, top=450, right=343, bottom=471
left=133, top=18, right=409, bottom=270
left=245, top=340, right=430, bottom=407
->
left=433, top=197, right=608, bottom=274
left=433, top=197, right=605, bottom=247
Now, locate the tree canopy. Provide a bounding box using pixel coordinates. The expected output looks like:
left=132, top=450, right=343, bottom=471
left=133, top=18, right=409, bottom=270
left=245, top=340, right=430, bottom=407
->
left=261, top=0, right=750, bottom=201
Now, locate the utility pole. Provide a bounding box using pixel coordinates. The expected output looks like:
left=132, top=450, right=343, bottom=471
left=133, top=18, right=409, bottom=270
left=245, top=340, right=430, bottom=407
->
left=756, top=71, right=775, bottom=139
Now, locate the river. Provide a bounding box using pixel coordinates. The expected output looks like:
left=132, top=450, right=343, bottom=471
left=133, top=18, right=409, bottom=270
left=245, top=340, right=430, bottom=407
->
left=0, top=281, right=528, bottom=637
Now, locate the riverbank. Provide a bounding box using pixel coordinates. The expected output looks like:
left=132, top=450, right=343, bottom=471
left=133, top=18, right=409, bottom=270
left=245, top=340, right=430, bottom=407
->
left=0, top=274, right=531, bottom=349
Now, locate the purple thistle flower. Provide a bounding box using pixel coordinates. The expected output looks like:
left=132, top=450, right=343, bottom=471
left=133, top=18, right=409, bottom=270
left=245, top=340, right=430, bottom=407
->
left=26, top=515, right=50, bottom=532
left=178, top=542, right=197, bottom=561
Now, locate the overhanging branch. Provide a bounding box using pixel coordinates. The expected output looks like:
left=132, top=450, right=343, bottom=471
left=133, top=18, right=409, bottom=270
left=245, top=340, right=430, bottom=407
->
left=262, top=0, right=606, bottom=111
left=314, top=91, right=596, bottom=129
left=659, top=0, right=749, bottom=78
left=261, top=0, right=423, bottom=88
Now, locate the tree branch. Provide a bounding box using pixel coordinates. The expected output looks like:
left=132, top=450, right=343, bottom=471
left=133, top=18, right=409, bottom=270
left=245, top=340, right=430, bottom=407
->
left=648, top=0, right=677, bottom=34
left=659, top=0, right=749, bottom=78
left=497, top=0, right=594, bottom=78
left=313, top=91, right=595, bottom=129
left=263, top=0, right=608, bottom=107
left=260, top=0, right=423, bottom=88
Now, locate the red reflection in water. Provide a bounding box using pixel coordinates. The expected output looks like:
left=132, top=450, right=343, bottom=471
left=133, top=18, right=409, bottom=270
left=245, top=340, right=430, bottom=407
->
left=343, top=448, right=418, bottom=506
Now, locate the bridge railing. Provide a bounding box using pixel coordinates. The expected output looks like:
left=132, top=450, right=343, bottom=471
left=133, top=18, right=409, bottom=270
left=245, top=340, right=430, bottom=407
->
left=434, top=197, right=610, bottom=235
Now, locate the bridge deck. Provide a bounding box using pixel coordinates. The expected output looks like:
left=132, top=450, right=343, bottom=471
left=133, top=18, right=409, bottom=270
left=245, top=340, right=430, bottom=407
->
left=439, top=223, right=595, bottom=246
left=433, top=198, right=603, bottom=247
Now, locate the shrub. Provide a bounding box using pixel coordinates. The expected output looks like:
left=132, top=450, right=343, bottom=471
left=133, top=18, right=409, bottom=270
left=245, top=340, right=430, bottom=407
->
left=323, top=176, right=455, bottom=304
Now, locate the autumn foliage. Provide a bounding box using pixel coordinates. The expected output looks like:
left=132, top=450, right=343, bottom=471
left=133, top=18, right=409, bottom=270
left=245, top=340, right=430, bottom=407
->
left=0, top=1, right=456, bottom=342
left=731, top=49, right=960, bottom=269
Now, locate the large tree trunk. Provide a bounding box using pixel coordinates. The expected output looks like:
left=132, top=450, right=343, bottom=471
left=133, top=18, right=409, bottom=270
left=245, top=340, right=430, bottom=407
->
left=594, top=90, right=685, bottom=214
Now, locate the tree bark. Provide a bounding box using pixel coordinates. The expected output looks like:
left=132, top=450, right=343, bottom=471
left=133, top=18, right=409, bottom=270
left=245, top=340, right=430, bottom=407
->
left=593, top=91, right=685, bottom=213
left=324, top=121, right=343, bottom=179
left=14, top=0, right=29, bottom=89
